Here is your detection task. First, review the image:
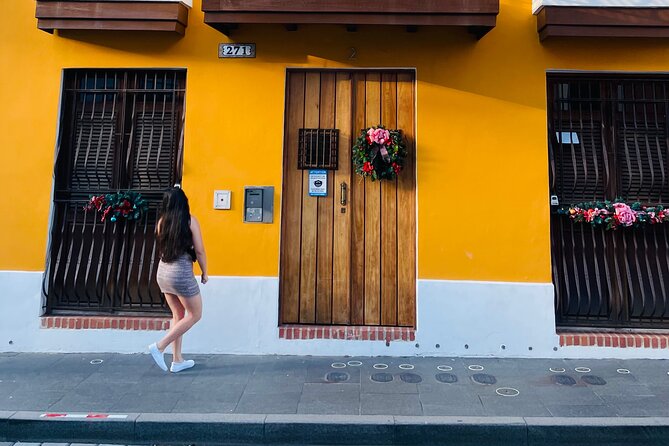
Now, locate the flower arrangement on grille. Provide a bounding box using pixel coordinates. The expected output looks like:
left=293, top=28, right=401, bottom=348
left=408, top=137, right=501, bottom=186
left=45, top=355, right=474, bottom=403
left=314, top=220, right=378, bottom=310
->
left=558, top=199, right=669, bottom=230
left=352, top=126, right=407, bottom=181
left=84, top=191, right=148, bottom=222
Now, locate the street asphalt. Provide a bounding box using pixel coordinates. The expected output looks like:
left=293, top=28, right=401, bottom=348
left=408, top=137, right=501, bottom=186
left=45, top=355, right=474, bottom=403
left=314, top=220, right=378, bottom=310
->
left=1, top=353, right=669, bottom=445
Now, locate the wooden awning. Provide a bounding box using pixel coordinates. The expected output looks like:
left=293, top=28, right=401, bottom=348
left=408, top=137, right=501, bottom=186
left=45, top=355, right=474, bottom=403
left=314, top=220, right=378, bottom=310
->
left=202, top=0, right=500, bottom=39
left=36, top=1, right=190, bottom=35
left=536, top=6, right=669, bottom=40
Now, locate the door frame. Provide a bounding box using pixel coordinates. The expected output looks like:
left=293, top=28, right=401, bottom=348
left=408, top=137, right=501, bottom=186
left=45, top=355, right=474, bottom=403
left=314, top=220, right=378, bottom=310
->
left=277, top=67, right=419, bottom=328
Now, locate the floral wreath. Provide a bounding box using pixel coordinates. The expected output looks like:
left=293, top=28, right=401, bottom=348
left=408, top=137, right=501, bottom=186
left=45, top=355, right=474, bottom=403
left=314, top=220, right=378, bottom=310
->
left=352, top=126, right=407, bottom=181
left=558, top=199, right=669, bottom=230
left=84, top=191, right=148, bottom=222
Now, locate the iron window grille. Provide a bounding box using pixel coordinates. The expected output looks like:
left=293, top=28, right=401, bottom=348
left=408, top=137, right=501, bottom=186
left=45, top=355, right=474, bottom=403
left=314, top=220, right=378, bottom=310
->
left=44, top=69, right=186, bottom=315
left=548, top=74, right=669, bottom=329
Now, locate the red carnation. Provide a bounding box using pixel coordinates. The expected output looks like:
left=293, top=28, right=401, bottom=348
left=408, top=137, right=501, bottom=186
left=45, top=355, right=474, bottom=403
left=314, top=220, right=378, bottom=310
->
left=362, top=162, right=374, bottom=174
left=392, top=162, right=401, bottom=174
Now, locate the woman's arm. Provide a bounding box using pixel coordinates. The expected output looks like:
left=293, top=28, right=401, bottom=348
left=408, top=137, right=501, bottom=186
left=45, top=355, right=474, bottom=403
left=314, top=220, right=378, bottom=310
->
left=190, top=215, right=208, bottom=284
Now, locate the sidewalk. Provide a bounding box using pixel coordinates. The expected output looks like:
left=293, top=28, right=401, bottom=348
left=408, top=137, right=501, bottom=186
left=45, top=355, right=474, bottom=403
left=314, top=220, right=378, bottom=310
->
left=1, top=353, right=669, bottom=445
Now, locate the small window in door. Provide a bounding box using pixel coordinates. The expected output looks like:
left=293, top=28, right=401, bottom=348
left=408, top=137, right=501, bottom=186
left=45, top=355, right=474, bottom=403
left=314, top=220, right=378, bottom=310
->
left=298, top=128, right=339, bottom=170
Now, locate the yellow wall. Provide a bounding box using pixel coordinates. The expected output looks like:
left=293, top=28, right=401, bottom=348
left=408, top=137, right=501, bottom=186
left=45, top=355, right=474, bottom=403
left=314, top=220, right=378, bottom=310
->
left=1, top=0, right=669, bottom=282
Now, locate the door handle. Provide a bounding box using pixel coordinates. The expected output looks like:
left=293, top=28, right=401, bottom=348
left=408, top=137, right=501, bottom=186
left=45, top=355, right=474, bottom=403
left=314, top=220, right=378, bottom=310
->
left=340, top=182, right=347, bottom=206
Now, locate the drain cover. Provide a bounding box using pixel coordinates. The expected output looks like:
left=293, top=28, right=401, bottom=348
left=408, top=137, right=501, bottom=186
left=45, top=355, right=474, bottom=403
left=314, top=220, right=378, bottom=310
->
left=325, top=372, right=350, bottom=383
left=552, top=374, right=577, bottom=386
left=471, top=373, right=497, bottom=385
left=582, top=375, right=607, bottom=386
left=436, top=373, right=458, bottom=384
left=371, top=372, right=394, bottom=383
left=400, top=373, right=422, bottom=383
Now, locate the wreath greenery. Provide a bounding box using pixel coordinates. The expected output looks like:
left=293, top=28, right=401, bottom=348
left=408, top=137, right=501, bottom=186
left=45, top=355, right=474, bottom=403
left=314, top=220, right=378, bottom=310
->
left=84, top=191, right=148, bottom=222
left=352, top=126, right=407, bottom=181
left=558, top=199, right=669, bottom=230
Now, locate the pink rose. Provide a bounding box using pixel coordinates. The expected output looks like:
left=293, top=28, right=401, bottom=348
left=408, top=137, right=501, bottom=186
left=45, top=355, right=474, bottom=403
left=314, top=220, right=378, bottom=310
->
left=613, top=203, right=637, bottom=227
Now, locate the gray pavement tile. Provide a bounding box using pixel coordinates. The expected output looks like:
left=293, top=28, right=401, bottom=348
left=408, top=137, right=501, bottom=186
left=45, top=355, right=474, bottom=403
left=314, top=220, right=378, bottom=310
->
left=172, top=399, right=237, bottom=413
left=299, top=387, right=359, bottom=404
left=361, top=375, right=419, bottom=395
left=47, top=392, right=125, bottom=412
left=40, top=443, right=70, bottom=446
left=0, top=443, right=14, bottom=446
left=110, top=392, right=182, bottom=413
left=243, top=379, right=303, bottom=394
left=591, top=382, right=652, bottom=397
left=306, top=365, right=361, bottom=384
left=421, top=403, right=486, bottom=416
left=360, top=393, right=422, bottom=416
left=302, top=382, right=360, bottom=394
left=614, top=403, right=669, bottom=417
left=297, top=389, right=360, bottom=415
left=235, top=392, right=300, bottom=414
left=12, top=443, right=40, bottom=446
left=0, top=391, right=65, bottom=411
left=175, top=388, right=244, bottom=406
left=418, top=386, right=479, bottom=405
left=531, top=385, right=607, bottom=405
left=479, top=395, right=551, bottom=417
left=545, top=403, right=618, bottom=417
left=190, top=365, right=254, bottom=384
left=185, top=382, right=246, bottom=399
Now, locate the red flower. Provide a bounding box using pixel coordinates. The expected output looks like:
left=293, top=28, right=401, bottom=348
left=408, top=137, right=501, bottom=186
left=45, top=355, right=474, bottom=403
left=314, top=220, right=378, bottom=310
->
left=392, top=162, right=401, bottom=174
left=362, top=162, right=374, bottom=174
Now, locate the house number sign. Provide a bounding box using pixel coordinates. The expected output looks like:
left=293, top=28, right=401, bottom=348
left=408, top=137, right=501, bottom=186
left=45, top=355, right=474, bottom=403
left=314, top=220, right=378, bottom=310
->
left=218, top=43, right=256, bottom=58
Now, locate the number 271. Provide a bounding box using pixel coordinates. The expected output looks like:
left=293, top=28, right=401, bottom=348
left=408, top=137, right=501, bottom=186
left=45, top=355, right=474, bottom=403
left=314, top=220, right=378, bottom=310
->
left=224, top=46, right=251, bottom=56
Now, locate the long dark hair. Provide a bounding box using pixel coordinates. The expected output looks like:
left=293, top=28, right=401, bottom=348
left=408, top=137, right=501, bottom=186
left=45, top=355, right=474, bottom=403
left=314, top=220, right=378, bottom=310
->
left=157, top=187, right=193, bottom=262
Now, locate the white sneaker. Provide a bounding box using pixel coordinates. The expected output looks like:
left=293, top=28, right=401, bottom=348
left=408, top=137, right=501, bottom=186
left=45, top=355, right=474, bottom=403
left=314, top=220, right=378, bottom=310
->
left=148, top=343, right=168, bottom=371
left=170, top=359, right=195, bottom=373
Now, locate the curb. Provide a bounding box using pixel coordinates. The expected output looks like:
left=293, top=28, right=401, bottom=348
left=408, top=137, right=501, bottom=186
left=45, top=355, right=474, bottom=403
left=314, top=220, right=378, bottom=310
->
left=2, top=412, right=669, bottom=445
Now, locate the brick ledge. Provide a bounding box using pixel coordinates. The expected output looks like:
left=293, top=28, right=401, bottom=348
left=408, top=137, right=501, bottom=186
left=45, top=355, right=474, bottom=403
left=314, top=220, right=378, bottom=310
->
left=279, top=325, right=415, bottom=342
left=559, top=331, right=669, bottom=349
left=41, top=316, right=171, bottom=331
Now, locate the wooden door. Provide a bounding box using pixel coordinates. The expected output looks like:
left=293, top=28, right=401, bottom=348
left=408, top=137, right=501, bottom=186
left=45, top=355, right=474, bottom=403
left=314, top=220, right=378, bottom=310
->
left=280, top=70, right=416, bottom=327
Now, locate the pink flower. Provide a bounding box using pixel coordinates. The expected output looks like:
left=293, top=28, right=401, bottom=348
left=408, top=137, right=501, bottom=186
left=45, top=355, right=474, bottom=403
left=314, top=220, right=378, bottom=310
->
left=584, top=209, right=597, bottom=222
left=613, top=203, right=637, bottom=227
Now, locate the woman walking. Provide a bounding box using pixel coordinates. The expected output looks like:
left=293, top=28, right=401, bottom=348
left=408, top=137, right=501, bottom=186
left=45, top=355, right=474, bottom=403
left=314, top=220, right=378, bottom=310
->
left=148, top=186, right=208, bottom=373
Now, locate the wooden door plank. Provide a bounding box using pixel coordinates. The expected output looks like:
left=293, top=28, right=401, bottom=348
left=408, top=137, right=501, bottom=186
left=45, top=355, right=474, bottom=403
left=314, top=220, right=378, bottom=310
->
left=279, top=72, right=305, bottom=324
left=364, top=72, right=382, bottom=326
left=332, top=72, right=352, bottom=325
left=380, top=73, right=398, bottom=326
left=396, top=72, right=416, bottom=327
left=299, top=72, right=321, bottom=323
left=351, top=72, right=367, bottom=326
left=316, top=72, right=336, bottom=324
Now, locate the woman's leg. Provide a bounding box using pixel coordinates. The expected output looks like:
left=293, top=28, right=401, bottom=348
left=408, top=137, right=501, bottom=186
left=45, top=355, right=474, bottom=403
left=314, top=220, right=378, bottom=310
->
left=163, top=293, right=186, bottom=363
left=156, top=293, right=202, bottom=352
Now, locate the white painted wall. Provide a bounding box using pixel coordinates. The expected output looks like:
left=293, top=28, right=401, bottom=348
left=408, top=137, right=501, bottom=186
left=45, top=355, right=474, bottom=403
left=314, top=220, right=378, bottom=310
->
left=1, top=271, right=668, bottom=359
left=533, top=0, right=669, bottom=14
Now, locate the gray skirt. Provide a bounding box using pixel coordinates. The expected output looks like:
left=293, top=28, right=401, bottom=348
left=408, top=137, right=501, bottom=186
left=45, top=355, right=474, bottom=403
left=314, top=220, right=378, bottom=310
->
left=156, top=254, right=200, bottom=298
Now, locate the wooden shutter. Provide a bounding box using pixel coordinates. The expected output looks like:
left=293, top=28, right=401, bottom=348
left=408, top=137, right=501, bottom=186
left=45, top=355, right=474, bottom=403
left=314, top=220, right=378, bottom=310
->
left=68, top=93, right=118, bottom=192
